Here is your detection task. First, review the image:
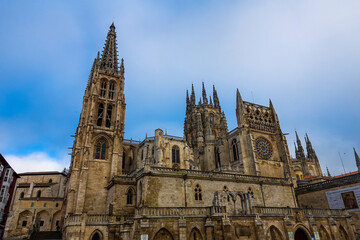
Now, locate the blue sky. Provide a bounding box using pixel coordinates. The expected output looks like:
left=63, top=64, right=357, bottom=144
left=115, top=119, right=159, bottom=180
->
left=0, top=0, right=359, bottom=175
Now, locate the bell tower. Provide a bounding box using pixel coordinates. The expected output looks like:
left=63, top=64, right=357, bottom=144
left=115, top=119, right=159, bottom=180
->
left=66, top=23, right=126, bottom=215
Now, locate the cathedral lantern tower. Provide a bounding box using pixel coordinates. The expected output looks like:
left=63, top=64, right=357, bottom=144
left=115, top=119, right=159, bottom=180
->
left=184, top=83, right=230, bottom=171
left=66, top=23, right=126, bottom=215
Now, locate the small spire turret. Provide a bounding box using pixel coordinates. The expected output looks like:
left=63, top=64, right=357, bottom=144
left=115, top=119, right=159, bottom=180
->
left=213, top=85, right=220, bottom=109
left=202, top=82, right=208, bottom=104
left=190, top=84, right=196, bottom=106
left=354, top=147, right=360, bottom=172
left=326, top=166, right=331, bottom=177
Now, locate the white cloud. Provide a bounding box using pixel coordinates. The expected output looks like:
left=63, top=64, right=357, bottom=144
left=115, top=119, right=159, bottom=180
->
left=4, top=152, right=67, bottom=173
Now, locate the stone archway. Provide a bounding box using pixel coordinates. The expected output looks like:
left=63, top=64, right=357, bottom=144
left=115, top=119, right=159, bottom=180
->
left=339, top=225, right=349, bottom=240
left=90, top=230, right=103, bottom=240
left=189, top=227, right=203, bottom=240
left=294, top=228, right=309, bottom=240
left=153, top=228, right=174, bottom=240
left=266, top=226, right=283, bottom=240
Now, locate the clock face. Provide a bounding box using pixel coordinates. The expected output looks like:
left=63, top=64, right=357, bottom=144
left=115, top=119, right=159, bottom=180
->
left=255, top=137, right=273, bottom=160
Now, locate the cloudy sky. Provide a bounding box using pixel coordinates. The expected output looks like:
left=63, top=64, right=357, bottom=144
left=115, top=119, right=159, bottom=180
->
left=0, top=0, right=359, bottom=175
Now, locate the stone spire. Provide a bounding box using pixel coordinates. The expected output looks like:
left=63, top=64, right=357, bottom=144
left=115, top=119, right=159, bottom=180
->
left=305, top=133, right=317, bottom=159
left=190, top=84, right=196, bottom=106
left=209, top=96, right=213, bottom=106
left=202, top=82, right=208, bottom=104
left=354, top=147, right=360, bottom=172
left=213, top=85, right=220, bottom=109
left=295, top=131, right=305, bottom=159
left=326, top=166, right=331, bottom=177
left=236, top=88, right=245, bottom=126
left=100, top=23, right=119, bottom=72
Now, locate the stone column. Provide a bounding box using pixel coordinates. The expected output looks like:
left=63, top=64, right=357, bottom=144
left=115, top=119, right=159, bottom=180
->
left=178, top=218, right=187, bottom=240
left=205, top=218, right=214, bottom=240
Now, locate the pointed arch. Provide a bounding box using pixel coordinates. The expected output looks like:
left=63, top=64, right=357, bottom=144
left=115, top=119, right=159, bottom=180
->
left=95, top=137, right=107, bottom=160
left=339, top=225, right=349, bottom=240
left=153, top=228, right=174, bottom=240
left=266, top=225, right=283, bottom=240
left=51, top=210, right=61, bottom=231
left=17, top=210, right=32, bottom=228
left=294, top=226, right=310, bottom=240
left=37, top=210, right=50, bottom=231
left=90, top=230, right=103, bottom=240
left=319, top=225, right=329, bottom=240
left=189, top=227, right=203, bottom=240
left=126, top=187, right=134, bottom=205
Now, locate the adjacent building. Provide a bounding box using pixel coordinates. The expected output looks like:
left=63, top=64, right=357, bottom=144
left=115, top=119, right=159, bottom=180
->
left=5, top=171, right=67, bottom=239
left=0, top=154, right=19, bottom=238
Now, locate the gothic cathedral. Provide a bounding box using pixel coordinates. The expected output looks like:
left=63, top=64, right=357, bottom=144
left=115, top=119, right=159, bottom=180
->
left=63, top=24, right=355, bottom=240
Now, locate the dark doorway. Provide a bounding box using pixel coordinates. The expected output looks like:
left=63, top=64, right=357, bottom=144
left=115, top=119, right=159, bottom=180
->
left=294, top=228, right=308, bottom=240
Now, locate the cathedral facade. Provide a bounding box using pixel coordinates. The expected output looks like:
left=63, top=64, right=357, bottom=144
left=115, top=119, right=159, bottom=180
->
left=63, top=24, right=355, bottom=240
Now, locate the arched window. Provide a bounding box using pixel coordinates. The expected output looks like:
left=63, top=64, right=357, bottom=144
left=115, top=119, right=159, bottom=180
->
left=108, top=82, right=115, bottom=99
left=95, top=139, right=106, bottom=160
left=126, top=188, right=133, bottom=205
left=20, top=192, right=24, bottom=199
left=194, top=184, right=202, bottom=201
left=172, top=146, right=180, bottom=163
left=122, top=152, right=126, bottom=169
left=105, top=105, right=112, bottom=128
left=209, top=114, right=214, bottom=123
left=100, top=80, right=107, bottom=98
left=96, top=103, right=104, bottom=126
left=232, top=139, right=239, bottom=161
left=37, top=190, right=41, bottom=198
left=48, top=179, right=52, bottom=183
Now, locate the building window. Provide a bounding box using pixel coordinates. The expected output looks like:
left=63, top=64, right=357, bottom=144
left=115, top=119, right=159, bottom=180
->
left=4, top=169, right=10, bottom=182
left=127, top=188, right=133, bottom=205
left=100, top=80, right=107, bottom=98
left=22, top=221, right=27, bottom=227
left=194, top=184, right=202, bottom=201
left=48, top=179, right=52, bottom=183
left=172, top=146, right=180, bottom=163
left=232, top=139, right=239, bottom=161
left=31, top=202, right=34, bottom=207
left=56, top=203, right=59, bottom=207
left=56, top=220, right=60, bottom=226
left=40, top=220, right=44, bottom=227
left=20, top=192, right=25, bottom=199
left=105, top=105, right=112, bottom=128
left=0, top=165, right=3, bottom=177
left=209, top=114, right=214, bottom=123
left=108, top=82, right=115, bottom=99
left=96, top=103, right=104, bottom=126
left=95, top=139, right=106, bottom=159
left=37, top=190, right=41, bottom=198
left=122, top=152, right=126, bottom=170
left=44, top=203, right=47, bottom=207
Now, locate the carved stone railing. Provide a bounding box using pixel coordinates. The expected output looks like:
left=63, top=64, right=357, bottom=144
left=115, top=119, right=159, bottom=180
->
left=253, top=207, right=349, bottom=218
left=64, top=214, right=82, bottom=226
left=86, top=214, right=110, bottom=225
left=149, top=167, right=289, bottom=185
left=135, top=206, right=226, bottom=218
left=253, top=207, right=292, bottom=216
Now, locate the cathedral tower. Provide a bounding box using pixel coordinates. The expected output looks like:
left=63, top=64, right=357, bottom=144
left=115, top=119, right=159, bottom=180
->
left=235, top=90, right=291, bottom=178
left=184, top=83, right=230, bottom=171
left=66, top=23, right=126, bottom=215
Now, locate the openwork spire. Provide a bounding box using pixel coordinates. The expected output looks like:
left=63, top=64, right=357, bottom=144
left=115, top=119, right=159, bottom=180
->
left=100, top=23, right=119, bottom=72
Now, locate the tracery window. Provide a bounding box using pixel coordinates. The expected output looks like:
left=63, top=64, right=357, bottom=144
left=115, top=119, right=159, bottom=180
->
left=172, top=146, right=180, bottom=163
left=105, top=105, right=112, bottom=128
left=232, top=139, right=239, bottom=161
left=194, top=184, right=202, bottom=201
left=95, top=139, right=106, bottom=160
left=100, top=80, right=107, bottom=98
left=96, top=103, right=104, bottom=126
left=126, top=188, right=133, bottom=205
left=108, top=82, right=115, bottom=100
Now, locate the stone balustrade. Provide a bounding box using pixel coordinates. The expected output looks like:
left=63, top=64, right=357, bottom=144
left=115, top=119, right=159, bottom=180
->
left=135, top=206, right=226, bottom=218
left=253, top=206, right=349, bottom=218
